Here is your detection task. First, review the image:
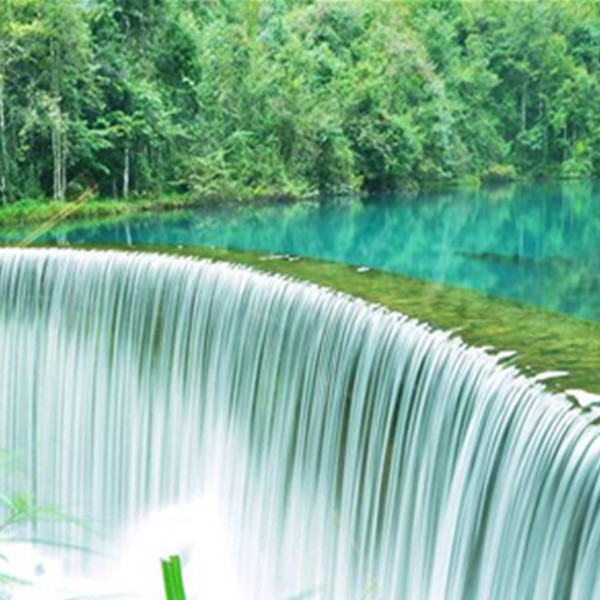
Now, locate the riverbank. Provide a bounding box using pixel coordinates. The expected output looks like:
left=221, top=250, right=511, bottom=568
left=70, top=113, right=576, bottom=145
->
left=0, top=173, right=577, bottom=229
left=0, top=195, right=193, bottom=228
left=0, top=188, right=328, bottom=228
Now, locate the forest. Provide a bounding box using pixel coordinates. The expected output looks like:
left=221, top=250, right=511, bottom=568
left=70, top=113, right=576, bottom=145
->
left=1, top=0, right=600, bottom=204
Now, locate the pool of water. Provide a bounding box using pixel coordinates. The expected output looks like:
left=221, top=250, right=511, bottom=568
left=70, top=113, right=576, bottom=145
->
left=4, top=180, right=600, bottom=321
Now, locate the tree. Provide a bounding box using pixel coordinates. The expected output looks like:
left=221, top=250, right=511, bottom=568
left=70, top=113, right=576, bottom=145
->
left=1, top=0, right=600, bottom=202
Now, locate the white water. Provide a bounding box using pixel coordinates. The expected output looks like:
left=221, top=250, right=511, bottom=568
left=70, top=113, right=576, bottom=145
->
left=0, top=248, right=599, bottom=599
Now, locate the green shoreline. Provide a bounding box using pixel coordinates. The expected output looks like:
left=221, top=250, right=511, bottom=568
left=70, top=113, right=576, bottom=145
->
left=0, top=173, right=581, bottom=229
left=31, top=242, right=598, bottom=401
left=0, top=195, right=204, bottom=228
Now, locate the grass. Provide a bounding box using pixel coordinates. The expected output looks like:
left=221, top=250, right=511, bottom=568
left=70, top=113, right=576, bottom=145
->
left=0, top=185, right=319, bottom=229
left=1, top=495, right=190, bottom=598
left=0, top=494, right=35, bottom=587
left=0, top=195, right=208, bottom=228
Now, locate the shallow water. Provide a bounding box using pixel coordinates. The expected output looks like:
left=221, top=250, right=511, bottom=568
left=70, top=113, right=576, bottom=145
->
left=4, top=180, right=599, bottom=321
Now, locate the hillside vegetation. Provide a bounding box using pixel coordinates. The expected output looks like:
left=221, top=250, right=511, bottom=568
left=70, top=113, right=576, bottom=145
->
left=1, top=0, right=600, bottom=203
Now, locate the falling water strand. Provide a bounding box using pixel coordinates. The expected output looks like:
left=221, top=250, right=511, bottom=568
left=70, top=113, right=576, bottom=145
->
left=0, top=248, right=599, bottom=599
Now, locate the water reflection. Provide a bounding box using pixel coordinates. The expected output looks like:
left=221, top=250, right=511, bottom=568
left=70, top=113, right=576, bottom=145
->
left=4, top=180, right=600, bottom=321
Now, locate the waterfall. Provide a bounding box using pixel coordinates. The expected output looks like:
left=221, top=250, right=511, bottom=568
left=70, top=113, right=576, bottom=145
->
left=0, top=248, right=599, bottom=599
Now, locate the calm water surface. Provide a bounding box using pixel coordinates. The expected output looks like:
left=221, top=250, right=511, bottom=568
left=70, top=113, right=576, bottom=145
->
left=5, top=181, right=600, bottom=320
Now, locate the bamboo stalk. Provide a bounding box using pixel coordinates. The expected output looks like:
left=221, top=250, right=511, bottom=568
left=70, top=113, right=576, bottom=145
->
left=161, top=555, right=187, bottom=600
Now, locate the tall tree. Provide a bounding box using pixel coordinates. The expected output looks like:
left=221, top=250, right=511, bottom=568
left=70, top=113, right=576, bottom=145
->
left=0, top=0, right=13, bottom=203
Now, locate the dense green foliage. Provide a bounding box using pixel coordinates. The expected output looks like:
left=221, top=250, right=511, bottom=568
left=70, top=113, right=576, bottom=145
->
left=1, top=0, right=600, bottom=203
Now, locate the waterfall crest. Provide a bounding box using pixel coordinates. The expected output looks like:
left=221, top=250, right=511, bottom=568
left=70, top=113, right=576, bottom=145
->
left=1, top=248, right=599, bottom=599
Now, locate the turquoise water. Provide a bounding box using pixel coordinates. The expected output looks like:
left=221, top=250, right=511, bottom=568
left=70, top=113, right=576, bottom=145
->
left=7, top=180, right=600, bottom=320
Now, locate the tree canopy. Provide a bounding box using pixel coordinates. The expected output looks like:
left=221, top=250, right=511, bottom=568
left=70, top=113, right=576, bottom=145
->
left=1, top=0, right=599, bottom=203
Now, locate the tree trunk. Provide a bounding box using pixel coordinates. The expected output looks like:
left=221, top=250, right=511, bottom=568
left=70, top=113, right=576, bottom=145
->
left=50, top=38, right=66, bottom=201
left=123, top=145, right=130, bottom=199
left=0, top=70, right=7, bottom=204
left=540, top=99, right=548, bottom=163
left=50, top=101, right=69, bottom=201
left=521, top=84, right=528, bottom=133
left=0, top=0, right=8, bottom=203
left=51, top=99, right=62, bottom=200
left=61, top=123, right=68, bottom=200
